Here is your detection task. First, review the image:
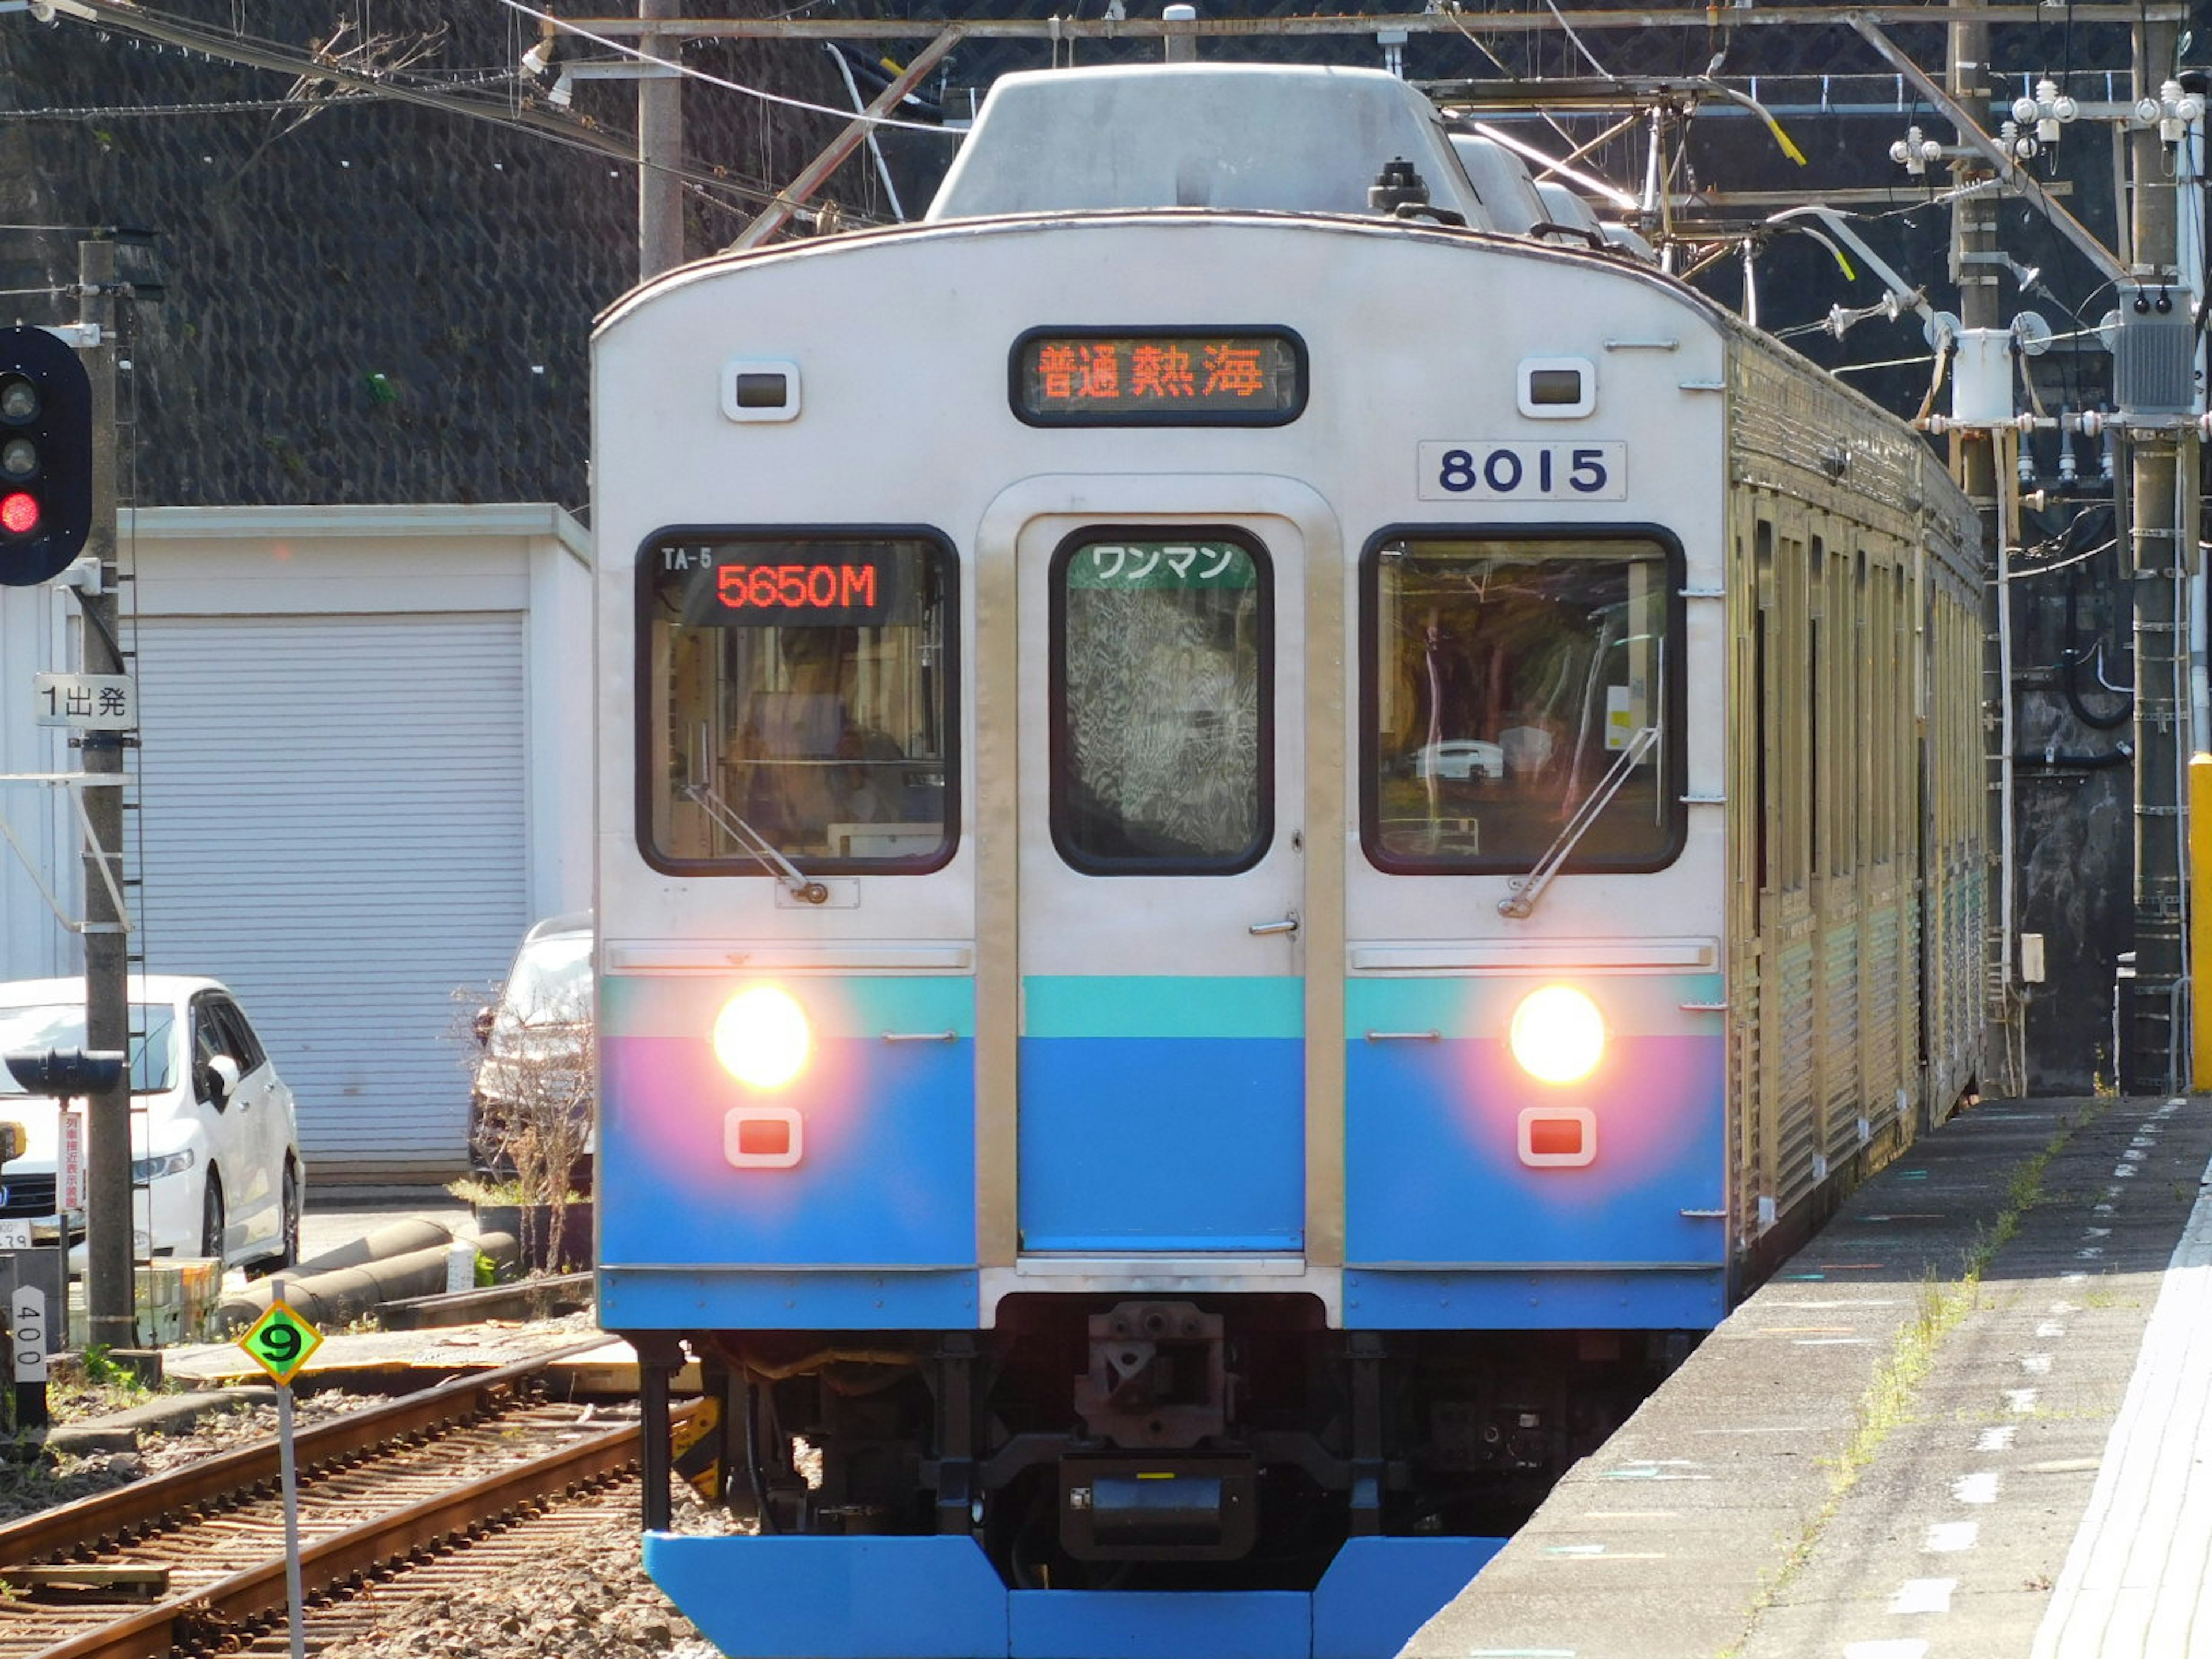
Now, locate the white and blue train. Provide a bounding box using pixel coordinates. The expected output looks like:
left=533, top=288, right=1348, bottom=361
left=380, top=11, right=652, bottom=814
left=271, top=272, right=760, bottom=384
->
left=592, top=59, right=1988, bottom=1659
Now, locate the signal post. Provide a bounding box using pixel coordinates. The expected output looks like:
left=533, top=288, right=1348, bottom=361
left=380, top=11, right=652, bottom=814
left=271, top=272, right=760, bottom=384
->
left=75, top=240, right=132, bottom=1352
left=0, top=240, right=132, bottom=1351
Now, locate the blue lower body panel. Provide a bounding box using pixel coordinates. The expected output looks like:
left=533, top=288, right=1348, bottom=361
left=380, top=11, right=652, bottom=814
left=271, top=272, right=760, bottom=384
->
left=1342, top=1267, right=1726, bottom=1330
left=645, top=1533, right=1504, bottom=1659
left=598, top=1266, right=980, bottom=1331
left=1018, top=1035, right=1304, bottom=1250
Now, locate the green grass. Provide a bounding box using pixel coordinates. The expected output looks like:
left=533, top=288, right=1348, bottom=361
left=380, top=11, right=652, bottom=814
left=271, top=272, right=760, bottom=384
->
left=1720, top=1098, right=2105, bottom=1656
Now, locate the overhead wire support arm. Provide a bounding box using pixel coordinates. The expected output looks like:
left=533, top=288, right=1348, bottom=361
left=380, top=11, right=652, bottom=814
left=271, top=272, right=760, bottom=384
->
left=556, top=6, right=2186, bottom=44
left=1845, top=14, right=2130, bottom=289
left=1762, top=202, right=1943, bottom=336
left=726, top=26, right=964, bottom=251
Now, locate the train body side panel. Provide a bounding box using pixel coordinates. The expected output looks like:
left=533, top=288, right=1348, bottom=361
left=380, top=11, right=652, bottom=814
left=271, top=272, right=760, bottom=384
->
left=1343, top=975, right=1726, bottom=1262
left=1343, top=971, right=1726, bottom=1328
left=1017, top=974, right=1305, bottom=1249
left=597, top=972, right=978, bottom=1328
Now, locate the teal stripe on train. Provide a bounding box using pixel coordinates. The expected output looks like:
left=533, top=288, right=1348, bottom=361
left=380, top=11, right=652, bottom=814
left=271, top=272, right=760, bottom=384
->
left=1024, top=976, right=1304, bottom=1039
left=1346, top=974, right=1724, bottom=1039
left=600, top=974, right=974, bottom=1041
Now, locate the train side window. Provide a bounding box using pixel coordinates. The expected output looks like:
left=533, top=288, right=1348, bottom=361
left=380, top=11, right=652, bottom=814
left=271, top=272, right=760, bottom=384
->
left=637, top=531, right=957, bottom=875
left=1852, top=551, right=1869, bottom=871
left=1049, top=529, right=1272, bottom=874
left=1754, top=521, right=1773, bottom=904
left=1361, top=528, right=1684, bottom=876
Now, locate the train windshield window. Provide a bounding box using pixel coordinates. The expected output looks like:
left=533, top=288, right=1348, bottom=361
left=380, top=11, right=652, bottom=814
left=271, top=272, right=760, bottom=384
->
left=1051, top=531, right=1271, bottom=873
left=1365, top=532, right=1680, bottom=874
left=640, top=533, right=956, bottom=874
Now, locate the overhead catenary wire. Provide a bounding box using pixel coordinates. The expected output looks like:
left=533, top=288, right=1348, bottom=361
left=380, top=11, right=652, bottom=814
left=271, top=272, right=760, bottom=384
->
left=486, top=0, right=962, bottom=138
left=11, top=0, right=812, bottom=214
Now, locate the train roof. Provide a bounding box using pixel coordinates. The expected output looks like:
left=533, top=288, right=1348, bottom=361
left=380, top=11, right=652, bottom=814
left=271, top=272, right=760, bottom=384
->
left=924, top=63, right=1489, bottom=227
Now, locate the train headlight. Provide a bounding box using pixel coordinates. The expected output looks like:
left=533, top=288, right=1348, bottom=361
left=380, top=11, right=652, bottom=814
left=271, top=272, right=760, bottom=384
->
left=1508, top=986, right=1606, bottom=1085
left=712, top=986, right=812, bottom=1090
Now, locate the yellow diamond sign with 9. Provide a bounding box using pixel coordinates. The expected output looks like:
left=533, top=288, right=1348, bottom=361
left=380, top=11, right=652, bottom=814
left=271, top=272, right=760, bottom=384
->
left=238, top=1301, right=323, bottom=1386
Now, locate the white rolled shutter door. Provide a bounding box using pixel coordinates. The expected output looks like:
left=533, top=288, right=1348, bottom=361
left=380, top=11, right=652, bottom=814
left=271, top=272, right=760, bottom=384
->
left=132, top=614, right=529, bottom=1181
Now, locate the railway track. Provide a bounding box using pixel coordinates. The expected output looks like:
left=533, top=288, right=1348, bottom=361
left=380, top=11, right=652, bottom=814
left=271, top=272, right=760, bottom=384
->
left=0, top=1344, right=694, bottom=1659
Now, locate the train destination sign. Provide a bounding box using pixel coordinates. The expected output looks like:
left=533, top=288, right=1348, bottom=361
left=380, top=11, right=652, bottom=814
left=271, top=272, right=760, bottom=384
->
left=658, top=541, right=927, bottom=628
left=1013, top=328, right=1305, bottom=426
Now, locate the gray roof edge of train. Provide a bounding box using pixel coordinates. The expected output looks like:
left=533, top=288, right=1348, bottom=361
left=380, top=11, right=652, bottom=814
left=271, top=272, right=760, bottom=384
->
left=923, top=62, right=1486, bottom=226
left=592, top=206, right=1711, bottom=340
left=599, top=210, right=1782, bottom=405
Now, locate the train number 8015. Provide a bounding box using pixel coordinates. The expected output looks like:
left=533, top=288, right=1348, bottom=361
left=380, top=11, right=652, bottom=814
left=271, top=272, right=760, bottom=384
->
left=1416, top=440, right=1627, bottom=502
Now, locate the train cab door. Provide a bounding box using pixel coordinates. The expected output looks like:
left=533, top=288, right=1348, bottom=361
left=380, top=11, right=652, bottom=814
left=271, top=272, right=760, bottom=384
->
left=1010, top=512, right=1307, bottom=1253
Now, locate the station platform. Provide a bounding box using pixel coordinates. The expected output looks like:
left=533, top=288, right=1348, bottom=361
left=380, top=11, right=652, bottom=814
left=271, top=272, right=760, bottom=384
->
left=1406, top=1092, right=2212, bottom=1659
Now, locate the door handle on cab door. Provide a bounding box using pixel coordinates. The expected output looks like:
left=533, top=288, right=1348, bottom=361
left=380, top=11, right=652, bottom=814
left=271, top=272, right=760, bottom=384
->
left=1249, top=916, right=1300, bottom=936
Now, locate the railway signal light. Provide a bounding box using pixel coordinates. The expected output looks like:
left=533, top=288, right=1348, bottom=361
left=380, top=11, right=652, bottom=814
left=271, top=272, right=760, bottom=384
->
left=2, top=1047, right=123, bottom=1097
left=0, top=325, right=93, bottom=588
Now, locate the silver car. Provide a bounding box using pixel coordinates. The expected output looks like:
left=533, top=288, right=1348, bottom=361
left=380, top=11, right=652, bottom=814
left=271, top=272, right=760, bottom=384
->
left=469, top=914, right=594, bottom=1188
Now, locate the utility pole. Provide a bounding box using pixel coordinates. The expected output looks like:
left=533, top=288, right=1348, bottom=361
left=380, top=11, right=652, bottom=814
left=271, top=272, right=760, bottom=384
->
left=2123, top=14, right=2187, bottom=1095
left=1950, top=2, right=2013, bottom=1090
left=76, top=238, right=132, bottom=1353
left=638, top=0, right=685, bottom=279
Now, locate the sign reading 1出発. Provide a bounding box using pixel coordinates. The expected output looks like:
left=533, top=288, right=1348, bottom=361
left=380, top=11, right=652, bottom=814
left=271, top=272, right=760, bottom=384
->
left=32, top=672, right=134, bottom=730
left=238, top=1301, right=324, bottom=1387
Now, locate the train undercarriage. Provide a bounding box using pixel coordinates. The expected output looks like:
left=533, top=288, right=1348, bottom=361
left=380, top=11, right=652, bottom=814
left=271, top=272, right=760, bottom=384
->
left=639, top=1298, right=1695, bottom=1594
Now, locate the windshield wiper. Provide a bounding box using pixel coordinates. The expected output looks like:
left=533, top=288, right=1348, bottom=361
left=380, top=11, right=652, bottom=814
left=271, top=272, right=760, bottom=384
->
left=683, top=783, right=830, bottom=906
left=1497, top=725, right=1659, bottom=921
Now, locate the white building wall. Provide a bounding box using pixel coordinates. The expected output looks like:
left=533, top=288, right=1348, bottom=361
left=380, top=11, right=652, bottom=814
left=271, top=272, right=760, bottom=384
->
left=0, top=581, right=86, bottom=981
left=0, top=504, right=590, bottom=1184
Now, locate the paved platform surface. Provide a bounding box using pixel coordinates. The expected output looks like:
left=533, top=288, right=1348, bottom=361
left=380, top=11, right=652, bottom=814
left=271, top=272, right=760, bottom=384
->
left=1407, top=1093, right=2212, bottom=1659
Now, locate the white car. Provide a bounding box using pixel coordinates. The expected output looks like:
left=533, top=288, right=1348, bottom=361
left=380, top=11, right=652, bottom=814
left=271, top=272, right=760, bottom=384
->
left=1411, top=738, right=1506, bottom=781
left=0, top=975, right=304, bottom=1270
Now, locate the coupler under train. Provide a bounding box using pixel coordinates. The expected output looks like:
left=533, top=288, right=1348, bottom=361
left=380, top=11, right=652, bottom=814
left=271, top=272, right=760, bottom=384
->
left=623, top=1298, right=1687, bottom=1658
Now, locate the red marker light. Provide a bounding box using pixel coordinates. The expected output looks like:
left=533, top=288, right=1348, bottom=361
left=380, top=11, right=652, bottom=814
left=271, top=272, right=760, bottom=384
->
left=0, top=491, right=38, bottom=536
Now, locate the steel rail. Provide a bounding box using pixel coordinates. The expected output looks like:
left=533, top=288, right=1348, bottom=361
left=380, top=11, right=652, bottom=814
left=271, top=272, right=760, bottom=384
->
left=27, top=1408, right=688, bottom=1659
left=0, top=1339, right=611, bottom=1569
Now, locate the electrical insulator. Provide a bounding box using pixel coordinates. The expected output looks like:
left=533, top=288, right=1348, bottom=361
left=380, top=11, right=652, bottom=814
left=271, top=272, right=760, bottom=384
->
left=2017, top=435, right=2038, bottom=486
left=2014, top=77, right=2078, bottom=145
left=2139, top=82, right=2205, bottom=143
left=1999, top=120, right=2038, bottom=161
left=1888, top=124, right=1941, bottom=175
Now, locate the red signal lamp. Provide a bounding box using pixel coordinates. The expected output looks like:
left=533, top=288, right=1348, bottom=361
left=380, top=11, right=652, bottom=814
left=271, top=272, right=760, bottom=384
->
left=0, top=491, right=39, bottom=537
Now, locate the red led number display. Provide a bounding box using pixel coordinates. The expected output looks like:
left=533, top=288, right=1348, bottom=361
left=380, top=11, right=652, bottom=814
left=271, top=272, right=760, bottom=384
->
left=717, top=562, right=879, bottom=612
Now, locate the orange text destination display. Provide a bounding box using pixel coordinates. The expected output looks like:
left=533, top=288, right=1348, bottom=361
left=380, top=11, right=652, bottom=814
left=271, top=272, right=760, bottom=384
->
left=1013, top=328, right=1305, bottom=426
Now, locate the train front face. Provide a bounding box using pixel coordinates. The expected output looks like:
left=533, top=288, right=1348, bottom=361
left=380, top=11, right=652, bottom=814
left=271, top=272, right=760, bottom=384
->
left=592, top=207, right=1730, bottom=1659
